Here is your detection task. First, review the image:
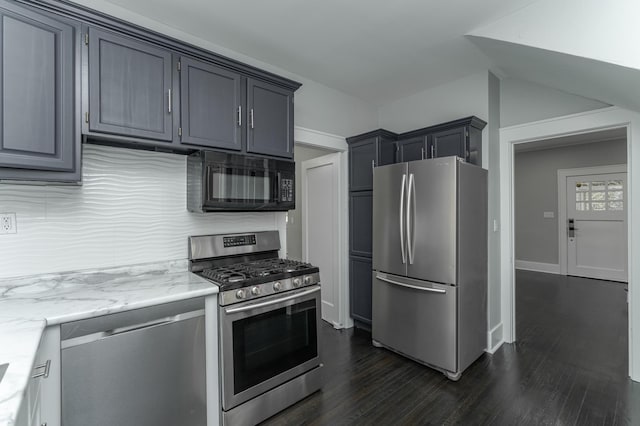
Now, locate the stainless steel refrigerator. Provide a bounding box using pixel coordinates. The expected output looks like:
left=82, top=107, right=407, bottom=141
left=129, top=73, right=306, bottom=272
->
left=371, top=156, right=487, bottom=380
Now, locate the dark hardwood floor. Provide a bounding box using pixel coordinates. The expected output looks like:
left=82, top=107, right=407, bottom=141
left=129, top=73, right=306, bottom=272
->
left=263, top=271, right=639, bottom=425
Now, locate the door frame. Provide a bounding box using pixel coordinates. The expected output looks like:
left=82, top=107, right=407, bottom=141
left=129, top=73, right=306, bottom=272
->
left=499, top=106, right=640, bottom=381
left=301, top=152, right=342, bottom=327
left=295, top=127, right=353, bottom=329
left=558, top=164, right=627, bottom=276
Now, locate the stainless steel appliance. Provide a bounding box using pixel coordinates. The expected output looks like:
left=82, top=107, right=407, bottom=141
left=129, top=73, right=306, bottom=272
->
left=372, top=156, right=487, bottom=381
left=189, top=231, right=322, bottom=425
left=187, top=151, right=295, bottom=212
left=61, top=298, right=207, bottom=426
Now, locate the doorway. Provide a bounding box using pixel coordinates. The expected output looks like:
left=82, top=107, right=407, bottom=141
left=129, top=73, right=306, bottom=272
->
left=500, top=106, right=640, bottom=381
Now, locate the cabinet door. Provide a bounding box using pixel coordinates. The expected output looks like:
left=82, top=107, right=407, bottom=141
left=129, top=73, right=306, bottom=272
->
left=246, top=78, right=293, bottom=158
left=397, top=136, right=425, bottom=162
left=350, top=256, right=373, bottom=325
left=0, top=1, right=76, bottom=173
left=88, top=27, right=172, bottom=141
left=349, top=138, right=376, bottom=191
left=179, top=57, right=242, bottom=151
left=430, top=127, right=467, bottom=159
left=350, top=192, right=373, bottom=257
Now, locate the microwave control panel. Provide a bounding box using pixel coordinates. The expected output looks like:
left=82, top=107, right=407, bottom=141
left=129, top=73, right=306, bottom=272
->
left=223, top=234, right=257, bottom=248
left=280, top=178, right=294, bottom=202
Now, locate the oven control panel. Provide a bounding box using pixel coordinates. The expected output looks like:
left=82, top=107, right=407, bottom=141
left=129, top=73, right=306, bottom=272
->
left=223, top=234, right=256, bottom=248
left=219, top=272, right=320, bottom=306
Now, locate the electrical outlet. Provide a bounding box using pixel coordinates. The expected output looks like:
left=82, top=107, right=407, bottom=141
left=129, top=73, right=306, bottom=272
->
left=0, top=213, right=17, bottom=234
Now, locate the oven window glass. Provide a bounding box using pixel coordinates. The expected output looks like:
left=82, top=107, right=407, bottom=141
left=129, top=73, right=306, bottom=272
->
left=232, top=299, right=318, bottom=394
left=210, top=168, right=271, bottom=202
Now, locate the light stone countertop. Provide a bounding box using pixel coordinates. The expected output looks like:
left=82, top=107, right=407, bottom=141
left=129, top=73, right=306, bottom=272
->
left=0, top=260, right=218, bottom=426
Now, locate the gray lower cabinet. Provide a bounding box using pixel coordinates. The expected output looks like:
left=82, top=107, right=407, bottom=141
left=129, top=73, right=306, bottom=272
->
left=0, top=0, right=80, bottom=183
left=246, top=79, right=294, bottom=159
left=87, top=26, right=173, bottom=143
left=15, top=326, right=61, bottom=426
left=178, top=56, right=243, bottom=151
left=349, top=192, right=373, bottom=257
left=350, top=256, right=373, bottom=327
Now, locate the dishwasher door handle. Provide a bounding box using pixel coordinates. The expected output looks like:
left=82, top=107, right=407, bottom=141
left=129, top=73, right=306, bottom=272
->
left=61, top=309, right=204, bottom=348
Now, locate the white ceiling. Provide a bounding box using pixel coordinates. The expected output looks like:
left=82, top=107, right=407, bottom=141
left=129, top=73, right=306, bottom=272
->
left=103, top=0, right=537, bottom=104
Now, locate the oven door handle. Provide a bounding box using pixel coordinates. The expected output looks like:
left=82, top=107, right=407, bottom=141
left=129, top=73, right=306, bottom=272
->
left=224, top=286, right=321, bottom=314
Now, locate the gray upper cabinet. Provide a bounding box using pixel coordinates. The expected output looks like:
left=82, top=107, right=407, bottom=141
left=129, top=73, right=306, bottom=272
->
left=178, top=57, right=242, bottom=151
left=0, top=0, right=80, bottom=182
left=88, top=27, right=173, bottom=142
left=246, top=79, right=294, bottom=159
left=397, top=136, right=426, bottom=162
left=430, top=127, right=466, bottom=159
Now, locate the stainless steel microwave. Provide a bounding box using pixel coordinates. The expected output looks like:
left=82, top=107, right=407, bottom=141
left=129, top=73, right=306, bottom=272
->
left=187, top=151, right=295, bottom=212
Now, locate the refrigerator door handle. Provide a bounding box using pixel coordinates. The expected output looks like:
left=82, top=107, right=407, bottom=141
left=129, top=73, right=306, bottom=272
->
left=375, top=274, right=446, bottom=293
left=399, top=173, right=407, bottom=264
left=407, top=173, right=416, bottom=264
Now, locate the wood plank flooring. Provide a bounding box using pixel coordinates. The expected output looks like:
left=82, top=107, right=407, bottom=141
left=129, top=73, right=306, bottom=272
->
left=262, top=271, right=640, bottom=425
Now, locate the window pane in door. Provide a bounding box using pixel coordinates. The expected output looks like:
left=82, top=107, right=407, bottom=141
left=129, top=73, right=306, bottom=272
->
left=576, top=193, right=589, bottom=202
left=609, top=201, right=624, bottom=211
left=591, top=181, right=606, bottom=191
left=608, top=180, right=623, bottom=191
left=576, top=182, right=589, bottom=191
left=592, top=202, right=606, bottom=211
left=591, top=192, right=605, bottom=201
left=608, top=191, right=623, bottom=201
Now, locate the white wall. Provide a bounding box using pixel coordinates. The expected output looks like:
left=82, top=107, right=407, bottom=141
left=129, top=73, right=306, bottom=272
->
left=0, top=145, right=286, bottom=279
left=487, top=71, right=501, bottom=342
left=514, top=139, right=627, bottom=265
left=501, top=78, right=610, bottom=127
left=378, top=72, right=489, bottom=132
left=469, top=0, right=640, bottom=72
left=73, top=0, right=378, bottom=139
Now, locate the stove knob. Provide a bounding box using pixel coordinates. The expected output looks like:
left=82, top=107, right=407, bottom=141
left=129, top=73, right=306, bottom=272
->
left=236, top=290, right=246, bottom=300
left=293, top=278, right=301, bottom=288
left=304, top=275, right=312, bottom=285
left=273, top=282, right=282, bottom=291
left=251, top=286, right=261, bottom=296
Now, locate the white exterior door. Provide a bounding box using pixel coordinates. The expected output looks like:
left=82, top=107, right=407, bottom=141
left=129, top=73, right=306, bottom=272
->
left=566, top=172, right=627, bottom=282
left=302, top=153, right=341, bottom=326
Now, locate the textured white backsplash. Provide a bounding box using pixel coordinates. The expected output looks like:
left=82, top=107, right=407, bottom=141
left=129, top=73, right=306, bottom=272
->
left=0, top=145, right=286, bottom=279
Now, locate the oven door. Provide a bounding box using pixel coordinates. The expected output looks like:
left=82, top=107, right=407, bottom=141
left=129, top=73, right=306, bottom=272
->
left=219, top=285, right=321, bottom=410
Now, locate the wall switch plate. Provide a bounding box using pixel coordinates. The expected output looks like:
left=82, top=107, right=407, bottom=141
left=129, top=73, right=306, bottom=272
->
left=543, top=211, right=555, bottom=218
left=0, top=213, right=17, bottom=234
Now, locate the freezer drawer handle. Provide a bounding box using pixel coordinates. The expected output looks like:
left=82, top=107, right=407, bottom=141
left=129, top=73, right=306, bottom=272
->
left=376, top=275, right=446, bottom=294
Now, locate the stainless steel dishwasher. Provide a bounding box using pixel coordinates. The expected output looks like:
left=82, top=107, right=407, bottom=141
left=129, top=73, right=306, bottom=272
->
left=61, top=297, right=207, bottom=426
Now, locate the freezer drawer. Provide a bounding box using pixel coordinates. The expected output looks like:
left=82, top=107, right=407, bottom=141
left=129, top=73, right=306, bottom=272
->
left=372, top=272, right=457, bottom=372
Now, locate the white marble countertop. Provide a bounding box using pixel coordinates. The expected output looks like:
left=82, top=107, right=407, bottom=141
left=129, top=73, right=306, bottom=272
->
left=0, top=260, right=218, bottom=426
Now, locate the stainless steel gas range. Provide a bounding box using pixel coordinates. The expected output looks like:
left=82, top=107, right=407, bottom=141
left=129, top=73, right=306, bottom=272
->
left=189, top=231, right=323, bottom=425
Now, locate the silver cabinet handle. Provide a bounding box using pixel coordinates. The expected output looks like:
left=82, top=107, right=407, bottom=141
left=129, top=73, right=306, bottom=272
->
left=407, top=173, right=415, bottom=264
left=225, top=286, right=321, bottom=314
left=421, top=147, right=425, bottom=160
left=371, top=159, right=375, bottom=169
left=32, top=359, right=51, bottom=379
left=250, top=108, right=254, bottom=129
left=167, top=89, right=172, bottom=113
left=399, top=173, right=407, bottom=264
left=431, top=145, right=435, bottom=158
left=237, top=105, right=242, bottom=127
left=376, top=275, right=446, bottom=293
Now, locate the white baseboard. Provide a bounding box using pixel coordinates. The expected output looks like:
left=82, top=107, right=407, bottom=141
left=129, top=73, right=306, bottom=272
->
left=515, top=260, right=561, bottom=274
left=486, top=322, right=504, bottom=354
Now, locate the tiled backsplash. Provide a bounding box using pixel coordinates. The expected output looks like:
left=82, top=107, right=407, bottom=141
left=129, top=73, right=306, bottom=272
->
left=0, top=145, right=285, bottom=279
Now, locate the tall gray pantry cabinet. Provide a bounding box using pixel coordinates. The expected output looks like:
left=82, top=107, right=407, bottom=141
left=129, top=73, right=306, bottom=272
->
left=0, top=0, right=81, bottom=182
left=347, top=130, right=396, bottom=329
